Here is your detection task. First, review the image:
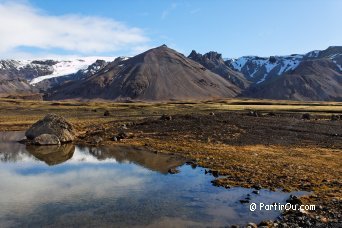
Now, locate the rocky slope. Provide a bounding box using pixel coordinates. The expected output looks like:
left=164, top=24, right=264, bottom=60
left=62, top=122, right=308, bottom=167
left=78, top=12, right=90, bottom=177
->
left=45, top=45, right=239, bottom=101
left=242, top=58, right=342, bottom=101
left=188, top=51, right=250, bottom=89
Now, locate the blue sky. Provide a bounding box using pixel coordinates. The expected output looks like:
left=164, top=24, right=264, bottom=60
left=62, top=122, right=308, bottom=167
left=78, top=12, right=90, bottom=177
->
left=0, top=0, right=341, bottom=59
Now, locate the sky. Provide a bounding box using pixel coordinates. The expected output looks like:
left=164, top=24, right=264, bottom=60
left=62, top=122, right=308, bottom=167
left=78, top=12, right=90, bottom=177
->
left=0, top=0, right=341, bottom=59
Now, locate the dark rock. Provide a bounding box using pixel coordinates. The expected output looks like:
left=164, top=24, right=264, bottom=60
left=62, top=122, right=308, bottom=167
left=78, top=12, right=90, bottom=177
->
left=252, top=184, right=262, bottom=190
left=248, top=110, right=260, bottom=117
left=212, top=170, right=219, bottom=177
left=286, top=195, right=303, bottom=205
left=252, top=190, right=260, bottom=194
left=331, top=114, right=340, bottom=121
left=33, top=134, right=60, bottom=145
left=104, top=110, right=110, bottom=116
left=91, top=136, right=103, bottom=144
left=240, top=199, right=250, bottom=204
left=168, top=168, right=180, bottom=174
left=25, top=113, right=75, bottom=143
left=160, top=114, right=172, bottom=121
left=209, top=112, right=215, bottom=116
left=302, top=113, right=311, bottom=120
left=259, top=220, right=273, bottom=226
left=117, top=132, right=129, bottom=140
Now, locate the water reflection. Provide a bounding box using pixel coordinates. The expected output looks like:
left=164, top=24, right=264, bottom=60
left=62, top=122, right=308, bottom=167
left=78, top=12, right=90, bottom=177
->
left=0, top=132, right=307, bottom=227
left=26, top=144, right=75, bottom=166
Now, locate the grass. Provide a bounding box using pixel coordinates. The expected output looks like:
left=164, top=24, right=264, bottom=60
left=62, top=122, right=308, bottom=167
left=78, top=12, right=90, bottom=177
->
left=1, top=98, right=341, bottom=131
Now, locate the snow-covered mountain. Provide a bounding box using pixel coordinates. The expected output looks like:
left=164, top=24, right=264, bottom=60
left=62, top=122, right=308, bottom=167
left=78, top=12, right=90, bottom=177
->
left=0, top=57, right=117, bottom=84
left=1, top=46, right=341, bottom=101
left=0, top=57, right=117, bottom=98
left=225, top=46, right=342, bottom=84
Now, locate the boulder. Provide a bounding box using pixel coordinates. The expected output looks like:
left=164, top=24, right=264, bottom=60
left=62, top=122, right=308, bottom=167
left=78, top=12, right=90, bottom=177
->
left=26, top=113, right=75, bottom=143
left=33, top=134, right=60, bottom=145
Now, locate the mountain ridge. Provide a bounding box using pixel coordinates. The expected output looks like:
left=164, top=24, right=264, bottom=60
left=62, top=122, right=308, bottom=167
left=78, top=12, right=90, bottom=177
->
left=0, top=45, right=341, bottom=101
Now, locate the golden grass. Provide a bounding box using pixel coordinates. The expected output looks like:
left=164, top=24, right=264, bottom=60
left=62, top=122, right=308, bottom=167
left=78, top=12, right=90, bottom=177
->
left=1, top=97, right=341, bottom=131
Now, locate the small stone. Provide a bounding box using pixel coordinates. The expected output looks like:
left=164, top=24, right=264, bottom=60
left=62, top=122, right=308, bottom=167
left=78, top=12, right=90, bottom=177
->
left=252, top=190, right=260, bottom=194
left=112, top=136, right=118, bottom=141
left=302, top=113, right=311, bottom=120
left=286, top=195, right=302, bottom=205
left=248, top=110, right=260, bottom=117
left=117, top=132, right=129, bottom=140
left=104, top=110, right=110, bottom=116
left=160, top=114, right=172, bottom=120
left=252, top=184, right=262, bottom=190
left=239, top=199, right=250, bottom=204
left=168, top=168, right=180, bottom=174
left=247, top=222, right=257, bottom=228
left=209, top=112, right=215, bottom=116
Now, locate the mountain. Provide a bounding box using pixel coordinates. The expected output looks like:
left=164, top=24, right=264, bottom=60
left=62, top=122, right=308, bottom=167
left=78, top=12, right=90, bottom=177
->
left=188, top=51, right=250, bottom=89
left=45, top=45, right=239, bottom=101
left=35, top=59, right=110, bottom=91
left=0, top=57, right=114, bottom=97
left=0, top=78, right=38, bottom=98
left=225, top=46, right=342, bottom=85
left=0, top=46, right=341, bottom=101
left=231, top=46, right=342, bottom=101
left=242, top=58, right=342, bottom=101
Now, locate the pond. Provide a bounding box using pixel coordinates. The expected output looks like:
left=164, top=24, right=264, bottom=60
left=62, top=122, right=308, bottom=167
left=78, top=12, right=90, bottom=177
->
left=0, top=131, right=306, bottom=227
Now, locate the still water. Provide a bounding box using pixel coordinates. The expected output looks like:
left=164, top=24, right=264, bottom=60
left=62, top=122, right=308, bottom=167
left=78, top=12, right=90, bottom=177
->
left=0, top=131, right=306, bottom=227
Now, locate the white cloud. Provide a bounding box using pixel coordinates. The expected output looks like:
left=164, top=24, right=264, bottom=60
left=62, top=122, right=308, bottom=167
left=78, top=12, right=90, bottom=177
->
left=0, top=1, right=150, bottom=58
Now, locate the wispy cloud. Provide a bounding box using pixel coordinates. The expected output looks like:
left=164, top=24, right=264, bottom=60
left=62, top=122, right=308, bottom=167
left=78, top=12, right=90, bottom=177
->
left=0, top=1, right=150, bottom=58
left=161, top=3, right=178, bottom=20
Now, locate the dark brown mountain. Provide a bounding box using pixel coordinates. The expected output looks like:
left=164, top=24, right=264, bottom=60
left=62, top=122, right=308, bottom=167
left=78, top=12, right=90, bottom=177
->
left=188, top=50, right=250, bottom=89
left=46, top=45, right=239, bottom=101
left=242, top=59, right=342, bottom=101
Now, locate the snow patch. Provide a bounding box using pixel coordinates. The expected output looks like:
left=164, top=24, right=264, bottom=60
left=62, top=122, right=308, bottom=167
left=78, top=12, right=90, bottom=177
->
left=30, top=57, right=115, bottom=84
left=307, top=50, right=320, bottom=58
left=333, top=61, right=342, bottom=71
